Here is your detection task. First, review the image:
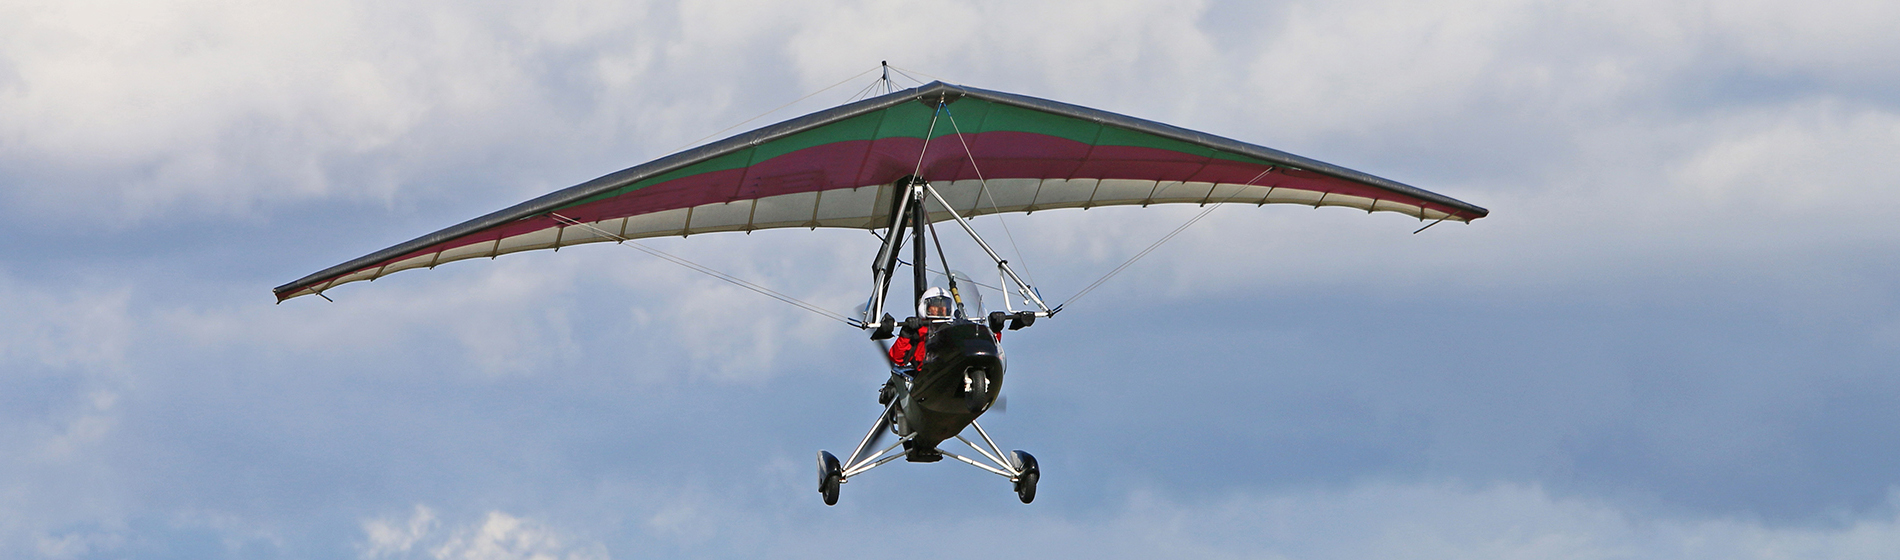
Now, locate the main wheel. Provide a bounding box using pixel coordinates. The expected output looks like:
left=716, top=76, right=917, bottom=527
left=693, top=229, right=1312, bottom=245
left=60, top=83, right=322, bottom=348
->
left=817, top=451, right=842, bottom=506
left=1011, top=450, right=1039, bottom=504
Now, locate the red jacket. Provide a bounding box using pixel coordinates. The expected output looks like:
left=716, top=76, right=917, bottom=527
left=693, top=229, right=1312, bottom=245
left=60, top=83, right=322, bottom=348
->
left=889, top=325, right=928, bottom=367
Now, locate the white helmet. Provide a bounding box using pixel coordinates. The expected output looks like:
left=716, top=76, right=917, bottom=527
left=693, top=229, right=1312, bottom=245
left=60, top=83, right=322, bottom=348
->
left=919, top=287, right=953, bottom=319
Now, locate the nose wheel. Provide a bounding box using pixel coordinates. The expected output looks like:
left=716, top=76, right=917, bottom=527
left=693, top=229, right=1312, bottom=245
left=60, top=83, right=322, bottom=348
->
left=964, top=368, right=990, bottom=413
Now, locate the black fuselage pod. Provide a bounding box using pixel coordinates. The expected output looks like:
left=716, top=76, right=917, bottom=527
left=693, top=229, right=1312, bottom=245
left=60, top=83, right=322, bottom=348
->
left=904, top=320, right=1004, bottom=455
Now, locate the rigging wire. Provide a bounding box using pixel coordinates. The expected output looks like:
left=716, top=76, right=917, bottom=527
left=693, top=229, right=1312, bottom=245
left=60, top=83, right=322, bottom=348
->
left=892, top=100, right=944, bottom=311
left=848, top=62, right=908, bottom=103
left=1059, top=203, right=1223, bottom=309
left=910, top=99, right=946, bottom=180
left=941, top=106, right=1040, bottom=288
left=895, top=259, right=1003, bottom=291
left=1057, top=168, right=1278, bottom=310
left=844, top=80, right=880, bottom=103
left=887, top=65, right=939, bottom=85
left=549, top=213, right=862, bottom=328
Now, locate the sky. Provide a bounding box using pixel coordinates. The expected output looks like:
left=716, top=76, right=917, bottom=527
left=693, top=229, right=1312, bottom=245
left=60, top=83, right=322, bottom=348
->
left=4, top=0, right=1900, bottom=558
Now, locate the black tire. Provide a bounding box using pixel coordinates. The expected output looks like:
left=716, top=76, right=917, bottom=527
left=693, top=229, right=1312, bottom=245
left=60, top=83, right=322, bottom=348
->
left=1011, top=450, right=1039, bottom=504
left=966, top=369, right=989, bottom=413
left=817, top=451, right=843, bottom=506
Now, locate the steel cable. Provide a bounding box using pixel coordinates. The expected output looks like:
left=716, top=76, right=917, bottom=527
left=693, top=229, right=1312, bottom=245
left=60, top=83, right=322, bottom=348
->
left=550, top=214, right=861, bottom=328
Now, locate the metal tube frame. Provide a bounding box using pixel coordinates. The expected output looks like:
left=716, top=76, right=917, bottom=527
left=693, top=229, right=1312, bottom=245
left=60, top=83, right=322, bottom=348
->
left=839, top=402, right=911, bottom=479
left=842, top=399, right=899, bottom=469
left=953, top=435, right=1007, bottom=470
left=833, top=411, right=1027, bottom=482
left=969, top=420, right=1014, bottom=469
left=843, top=451, right=907, bottom=479
left=943, top=450, right=1016, bottom=478
left=912, top=184, right=928, bottom=307
left=863, top=179, right=918, bottom=328
left=921, top=183, right=1053, bottom=315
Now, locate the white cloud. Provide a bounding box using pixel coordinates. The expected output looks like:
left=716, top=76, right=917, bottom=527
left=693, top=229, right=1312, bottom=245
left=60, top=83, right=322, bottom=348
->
left=0, top=273, right=132, bottom=373
left=4, top=0, right=1895, bottom=229
left=1703, top=1, right=1900, bottom=80
left=151, top=227, right=874, bottom=383
left=1043, top=96, right=1900, bottom=303
left=0, top=272, right=131, bottom=464
left=849, top=482, right=1900, bottom=560
left=783, top=0, right=1221, bottom=105
left=363, top=505, right=438, bottom=558
left=162, top=256, right=592, bottom=378
left=360, top=505, right=607, bottom=560
left=0, top=0, right=745, bottom=220
left=1669, top=100, right=1900, bottom=226
left=33, top=527, right=126, bottom=559
left=471, top=479, right=1900, bottom=560
left=1253, top=482, right=1900, bottom=560
left=31, top=390, right=118, bottom=462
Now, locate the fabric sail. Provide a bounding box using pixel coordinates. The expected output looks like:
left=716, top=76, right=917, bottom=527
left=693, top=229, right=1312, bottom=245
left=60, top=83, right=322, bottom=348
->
left=274, top=81, right=1489, bottom=302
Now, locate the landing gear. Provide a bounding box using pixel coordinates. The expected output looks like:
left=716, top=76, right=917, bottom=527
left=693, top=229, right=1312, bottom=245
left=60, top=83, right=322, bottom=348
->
left=817, top=451, right=842, bottom=506
left=1011, top=450, right=1039, bottom=504
left=818, top=369, right=1039, bottom=505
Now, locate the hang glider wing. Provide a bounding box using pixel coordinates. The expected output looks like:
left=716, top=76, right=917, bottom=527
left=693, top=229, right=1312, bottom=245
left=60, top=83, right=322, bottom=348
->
left=275, top=81, right=1489, bottom=302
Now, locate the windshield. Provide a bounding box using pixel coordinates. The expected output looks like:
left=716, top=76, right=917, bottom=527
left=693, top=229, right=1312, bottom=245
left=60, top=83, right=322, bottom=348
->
left=948, top=270, right=982, bottom=319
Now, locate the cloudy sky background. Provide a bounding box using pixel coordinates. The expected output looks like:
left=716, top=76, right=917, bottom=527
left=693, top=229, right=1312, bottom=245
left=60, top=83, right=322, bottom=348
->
left=5, top=0, right=1900, bottom=557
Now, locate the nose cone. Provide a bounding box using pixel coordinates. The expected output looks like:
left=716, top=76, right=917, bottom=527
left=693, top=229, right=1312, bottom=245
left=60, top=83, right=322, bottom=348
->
left=932, top=321, right=1001, bottom=368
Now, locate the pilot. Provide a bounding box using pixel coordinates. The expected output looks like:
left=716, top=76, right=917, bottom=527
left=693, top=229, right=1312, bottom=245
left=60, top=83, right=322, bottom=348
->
left=889, top=287, right=953, bottom=368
